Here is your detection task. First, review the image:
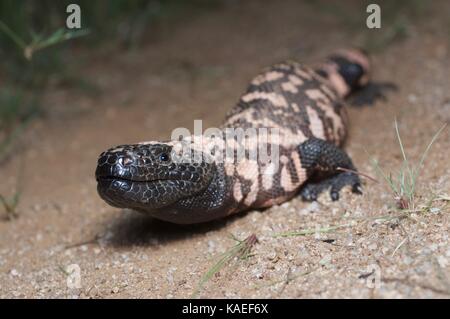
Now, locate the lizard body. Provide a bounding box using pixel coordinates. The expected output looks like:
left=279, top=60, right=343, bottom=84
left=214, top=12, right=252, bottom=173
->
left=96, top=48, right=370, bottom=224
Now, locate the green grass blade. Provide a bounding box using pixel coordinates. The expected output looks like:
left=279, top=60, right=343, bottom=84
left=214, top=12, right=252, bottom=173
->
left=0, top=20, right=26, bottom=49
left=0, top=112, right=35, bottom=161
left=395, top=119, right=414, bottom=188
left=387, top=172, right=399, bottom=196
left=412, top=123, right=447, bottom=186
left=370, top=157, right=398, bottom=195
left=34, top=28, right=90, bottom=51
left=366, top=120, right=445, bottom=210
left=25, top=28, right=90, bottom=60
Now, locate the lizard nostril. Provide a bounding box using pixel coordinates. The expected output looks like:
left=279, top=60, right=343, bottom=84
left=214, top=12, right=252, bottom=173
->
left=120, top=156, right=134, bottom=166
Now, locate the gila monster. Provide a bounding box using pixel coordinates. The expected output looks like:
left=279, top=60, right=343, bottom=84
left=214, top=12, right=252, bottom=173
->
left=96, top=48, right=371, bottom=224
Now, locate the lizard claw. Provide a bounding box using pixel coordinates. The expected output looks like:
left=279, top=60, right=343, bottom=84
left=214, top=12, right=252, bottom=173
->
left=300, top=172, right=362, bottom=202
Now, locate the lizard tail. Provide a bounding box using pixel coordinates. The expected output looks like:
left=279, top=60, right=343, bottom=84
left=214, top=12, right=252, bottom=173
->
left=315, top=48, right=371, bottom=98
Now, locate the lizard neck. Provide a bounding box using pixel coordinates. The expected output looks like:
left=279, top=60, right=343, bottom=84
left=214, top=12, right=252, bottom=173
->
left=155, top=162, right=237, bottom=224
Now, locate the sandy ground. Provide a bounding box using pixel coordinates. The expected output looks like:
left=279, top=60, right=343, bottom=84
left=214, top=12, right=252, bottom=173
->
left=0, top=0, right=449, bottom=298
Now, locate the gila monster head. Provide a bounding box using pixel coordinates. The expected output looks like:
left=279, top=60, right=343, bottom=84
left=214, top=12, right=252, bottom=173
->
left=329, top=48, right=371, bottom=89
left=95, top=141, right=216, bottom=214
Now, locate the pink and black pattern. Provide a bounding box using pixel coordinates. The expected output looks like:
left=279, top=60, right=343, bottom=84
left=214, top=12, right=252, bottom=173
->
left=96, top=48, right=371, bottom=224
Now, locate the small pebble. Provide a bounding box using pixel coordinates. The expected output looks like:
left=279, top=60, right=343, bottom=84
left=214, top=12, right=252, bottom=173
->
left=10, top=269, right=19, bottom=277
left=319, top=255, right=332, bottom=266
left=437, top=256, right=448, bottom=268
left=430, top=207, right=440, bottom=214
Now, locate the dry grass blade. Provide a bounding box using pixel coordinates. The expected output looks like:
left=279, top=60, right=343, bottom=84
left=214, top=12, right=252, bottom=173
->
left=435, top=194, right=450, bottom=202
left=391, top=237, right=408, bottom=257
left=191, top=234, right=258, bottom=298
left=273, top=223, right=354, bottom=238
left=337, top=167, right=379, bottom=183
left=256, top=267, right=317, bottom=290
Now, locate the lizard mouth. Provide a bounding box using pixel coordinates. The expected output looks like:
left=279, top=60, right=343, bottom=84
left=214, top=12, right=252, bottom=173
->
left=95, top=169, right=182, bottom=194
left=94, top=144, right=216, bottom=215
left=95, top=161, right=203, bottom=211
left=96, top=175, right=170, bottom=183
left=96, top=175, right=189, bottom=210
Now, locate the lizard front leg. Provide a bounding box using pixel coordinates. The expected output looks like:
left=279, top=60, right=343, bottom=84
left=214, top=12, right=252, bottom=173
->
left=298, top=137, right=362, bottom=201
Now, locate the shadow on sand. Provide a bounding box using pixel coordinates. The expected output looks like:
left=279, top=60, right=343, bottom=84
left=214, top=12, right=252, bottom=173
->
left=103, top=209, right=253, bottom=248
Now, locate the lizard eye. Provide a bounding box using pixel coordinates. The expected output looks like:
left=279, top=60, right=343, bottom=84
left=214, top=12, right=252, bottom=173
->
left=159, top=153, right=170, bottom=162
